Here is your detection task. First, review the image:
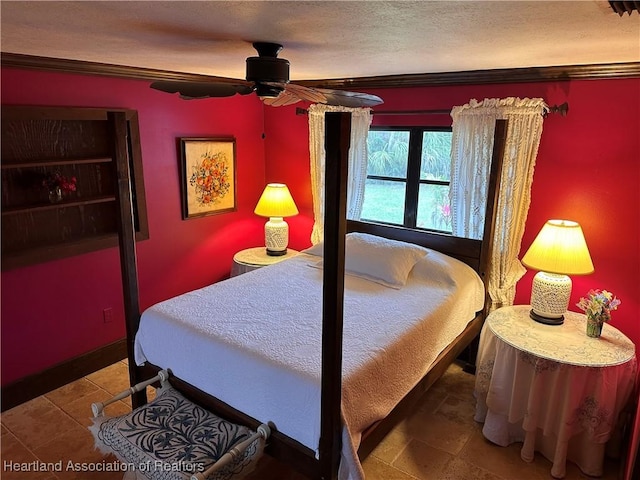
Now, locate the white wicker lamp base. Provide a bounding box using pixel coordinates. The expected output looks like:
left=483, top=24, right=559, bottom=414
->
left=265, top=217, right=289, bottom=256
left=529, top=271, right=572, bottom=325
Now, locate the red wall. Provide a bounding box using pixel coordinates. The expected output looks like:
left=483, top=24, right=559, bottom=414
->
left=2, top=68, right=638, bottom=387
left=264, top=78, right=640, bottom=350
left=1, top=68, right=267, bottom=384
left=263, top=106, right=315, bottom=249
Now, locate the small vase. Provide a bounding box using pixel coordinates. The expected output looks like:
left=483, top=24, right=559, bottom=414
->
left=48, top=186, right=63, bottom=203
left=586, top=315, right=603, bottom=338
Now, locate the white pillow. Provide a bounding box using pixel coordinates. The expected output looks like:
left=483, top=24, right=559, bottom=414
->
left=301, top=242, right=324, bottom=257
left=311, top=232, right=428, bottom=289
left=410, top=249, right=458, bottom=287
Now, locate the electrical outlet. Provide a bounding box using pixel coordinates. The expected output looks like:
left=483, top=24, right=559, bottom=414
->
left=103, top=308, right=113, bottom=323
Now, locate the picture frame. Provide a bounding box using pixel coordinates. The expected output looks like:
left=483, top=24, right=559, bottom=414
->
left=179, top=137, right=237, bottom=219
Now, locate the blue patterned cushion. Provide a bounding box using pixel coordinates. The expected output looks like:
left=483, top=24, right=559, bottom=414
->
left=90, top=386, right=261, bottom=480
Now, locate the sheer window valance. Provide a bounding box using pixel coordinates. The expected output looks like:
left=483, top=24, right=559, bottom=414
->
left=308, top=104, right=372, bottom=245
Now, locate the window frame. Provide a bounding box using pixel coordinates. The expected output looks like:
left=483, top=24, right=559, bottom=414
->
left=362, top=125, right=452, bottom=233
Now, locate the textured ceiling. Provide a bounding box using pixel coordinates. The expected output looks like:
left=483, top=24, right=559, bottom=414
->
left=1, top=1, right=639, bottom=81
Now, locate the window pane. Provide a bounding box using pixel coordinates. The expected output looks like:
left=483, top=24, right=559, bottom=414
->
left=421, top=131, right=452, bottom=181
left=367, top=130, right=409, bottom=178
left=417, top=184, right=452, bottom=232
left=361, top=179, right=406, bottom=225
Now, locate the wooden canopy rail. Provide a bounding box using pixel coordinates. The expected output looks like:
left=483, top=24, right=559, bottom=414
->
left=295, top=102, right=568, bottom=117
left=114, top=113, right=507, bottom=479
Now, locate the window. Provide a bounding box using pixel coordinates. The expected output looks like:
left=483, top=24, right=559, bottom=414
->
left=361, top=127, right=452, bottom=233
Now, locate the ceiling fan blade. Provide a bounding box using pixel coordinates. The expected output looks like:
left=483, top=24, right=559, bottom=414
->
left=260, top=82, right=327, bottom=107
left=281, top=83, right=328, bottom=104
left=150, top=80, right=253, bottom=99
left=315, top=87, right=384, bottom=108
left=266, top=82, right=383, bottom=108
left=263, top=89, right=303, bottom=107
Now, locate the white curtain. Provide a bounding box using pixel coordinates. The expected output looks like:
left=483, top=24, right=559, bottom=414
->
left=308, top=104, right=372, bottom=245
left=450, top=97, right=548, bottom=310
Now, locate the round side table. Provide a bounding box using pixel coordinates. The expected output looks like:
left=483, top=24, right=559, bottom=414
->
left=475, top=305, right=636, bottom=478
left=231, top=247, right=299, bottom=277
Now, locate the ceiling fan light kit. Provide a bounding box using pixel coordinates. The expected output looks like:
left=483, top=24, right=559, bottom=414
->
left=150, top=42, right=383, bottom=107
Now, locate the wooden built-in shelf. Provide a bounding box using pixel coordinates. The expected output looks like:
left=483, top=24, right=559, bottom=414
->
left=2, top=233, right=123, bottom=272
left=1, top=105, right=148, bottom=270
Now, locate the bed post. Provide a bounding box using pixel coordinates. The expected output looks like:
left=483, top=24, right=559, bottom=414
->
left=109, top=112, right=145, bottom=408
left=319, top=112, right=351, bottom=480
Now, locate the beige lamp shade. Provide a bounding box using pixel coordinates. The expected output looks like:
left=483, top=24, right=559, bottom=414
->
left=522, top=219, right=594, bottom=275
left=254, top=183, right=299, bottom=218
left=522, top=219, right=594, bottom=324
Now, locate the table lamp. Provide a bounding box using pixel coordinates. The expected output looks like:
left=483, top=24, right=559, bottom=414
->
left=254, top=183, right=299, bottom=256
left=521, top=219, right=594, bottom=325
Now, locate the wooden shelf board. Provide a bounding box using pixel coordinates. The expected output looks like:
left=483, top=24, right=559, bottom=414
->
left=1, top=195, right=116, bottom=216
left=1, top=157, right=112, bottom=169
left=1, top=234, right=119, bottom=271
left=1, top=230, right=148, bottom=272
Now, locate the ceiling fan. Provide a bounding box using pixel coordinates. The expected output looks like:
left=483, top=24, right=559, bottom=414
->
left=150, top=42, right=383, bottom=108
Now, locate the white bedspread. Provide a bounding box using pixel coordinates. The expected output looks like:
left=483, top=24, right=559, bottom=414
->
left=134, top=249, right=484, bottom=480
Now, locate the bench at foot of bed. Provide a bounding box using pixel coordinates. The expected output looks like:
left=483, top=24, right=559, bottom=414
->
left=89, top=370, right=271, bottom=480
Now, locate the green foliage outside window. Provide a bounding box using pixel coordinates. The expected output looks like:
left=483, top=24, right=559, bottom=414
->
left=421, top=131, right=451, bottom=181
left=367, top=130, right=409, bottom=178
left=363, top=128, right=452, bottom=233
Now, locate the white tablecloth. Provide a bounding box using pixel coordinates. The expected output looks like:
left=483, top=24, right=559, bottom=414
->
left=474, top=305, right=637, bottom=478
left=231, top=247, right=298, bottom=277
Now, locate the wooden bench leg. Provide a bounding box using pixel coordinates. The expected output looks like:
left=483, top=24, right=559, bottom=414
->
left=91, top=369, right=170, bottom=417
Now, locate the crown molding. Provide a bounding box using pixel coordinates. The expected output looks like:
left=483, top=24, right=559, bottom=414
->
left=0, top=53, right=238, bottom=84
left=2, top=52, right=639, bottom=88
left=299, top=62, right=640, bottom=89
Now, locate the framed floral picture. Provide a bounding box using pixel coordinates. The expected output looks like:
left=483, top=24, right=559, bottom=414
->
left=179, top=137, right=237, bottom=219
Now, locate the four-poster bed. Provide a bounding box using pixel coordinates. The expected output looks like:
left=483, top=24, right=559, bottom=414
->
left=112, top=112, right=507, bottom=480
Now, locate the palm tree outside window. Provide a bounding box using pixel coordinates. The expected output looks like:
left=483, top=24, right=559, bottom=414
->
left=361, top=127, right=453, bottom=233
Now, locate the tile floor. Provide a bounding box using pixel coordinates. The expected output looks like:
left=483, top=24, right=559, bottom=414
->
left=1, top=360, right=623, bottom=479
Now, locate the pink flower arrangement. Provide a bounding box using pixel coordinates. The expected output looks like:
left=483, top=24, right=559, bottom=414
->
left=576, top=289, right=621, bottom=322
left=42, top=171, right=77, bottom=193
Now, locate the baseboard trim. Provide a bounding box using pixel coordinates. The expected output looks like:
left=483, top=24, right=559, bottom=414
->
left=1, top=339, right=127, bottom=412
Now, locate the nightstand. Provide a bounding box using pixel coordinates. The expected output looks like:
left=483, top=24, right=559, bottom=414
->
left=474, top=305, right=636, bottom=478
left=231, top=247, right=299, bottom=277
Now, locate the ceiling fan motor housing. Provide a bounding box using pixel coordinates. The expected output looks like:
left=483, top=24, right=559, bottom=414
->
left=246, top=55, right=290, bottom=98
